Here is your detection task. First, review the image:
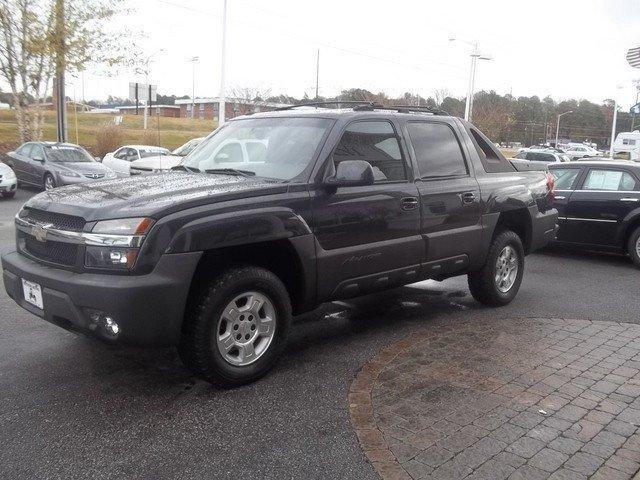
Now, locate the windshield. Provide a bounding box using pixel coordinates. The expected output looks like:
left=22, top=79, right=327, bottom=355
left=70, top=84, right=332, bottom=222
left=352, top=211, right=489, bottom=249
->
left=182, top=117, right=332, bottom=180
left=140, top=148, right=170, bottom=158
left=173, top=139, right=201, bottom=156
left=44, top=145, right=94, bottom=163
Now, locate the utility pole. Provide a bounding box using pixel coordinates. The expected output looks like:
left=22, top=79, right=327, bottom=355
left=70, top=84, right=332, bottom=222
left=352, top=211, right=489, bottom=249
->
left=54, top=0, right=67, bottom=142
left=610, top=100, right=619, bottom=158
left=218, top=0, right=228, bottom=126
left=449, top=38, right=491, bottom=122
left=315, top=49, right=320, bottom=100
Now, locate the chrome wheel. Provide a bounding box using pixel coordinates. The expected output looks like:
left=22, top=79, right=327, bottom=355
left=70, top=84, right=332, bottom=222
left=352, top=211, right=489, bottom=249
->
left=636, top=236, right=640, bottom=259
left=215, top=291, right=276, bottom=366
left=44, top=176, right=55, bottom=190
left=495, top=245, right=519, bottom=293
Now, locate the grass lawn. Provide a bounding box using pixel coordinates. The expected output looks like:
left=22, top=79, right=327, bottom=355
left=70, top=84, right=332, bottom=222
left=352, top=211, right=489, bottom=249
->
left=0, top=109, right=216, bottom=154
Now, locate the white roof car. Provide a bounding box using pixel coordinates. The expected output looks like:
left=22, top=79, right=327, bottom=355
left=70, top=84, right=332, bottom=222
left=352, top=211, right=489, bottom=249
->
left=173, top=137, right=205, bottom=157
left=102, top=145, right=171, bottom=175
left=564, top=144, right=600, bottom=160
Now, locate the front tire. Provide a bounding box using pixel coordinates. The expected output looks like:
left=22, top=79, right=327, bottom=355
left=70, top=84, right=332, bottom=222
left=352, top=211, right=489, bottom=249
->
left=179, top=266, right=292, bottom=387
left=468, top=229, right=525, bottom=306
left=628, top=226, right=640, bottom=268
left=1, top=191, right=15, bottom=199
left=43, top=173, right=56, bottom=190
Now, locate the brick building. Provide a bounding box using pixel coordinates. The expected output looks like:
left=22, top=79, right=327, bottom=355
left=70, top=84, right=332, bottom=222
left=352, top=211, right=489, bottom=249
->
left=116, top=105, right=181, bottom=118
left=174, top=98, right=291, bottom=121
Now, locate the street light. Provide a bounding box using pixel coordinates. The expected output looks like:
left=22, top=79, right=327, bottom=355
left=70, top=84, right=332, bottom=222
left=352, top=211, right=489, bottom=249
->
left=143, top=48, right=165, bottom=130
left=188, top=56, right=200, bottom=119
left=555, top=110, right=573, bottom=149
left=609, top=85, right=624, bottom=158
left=449, top=38, right=492, bottom=122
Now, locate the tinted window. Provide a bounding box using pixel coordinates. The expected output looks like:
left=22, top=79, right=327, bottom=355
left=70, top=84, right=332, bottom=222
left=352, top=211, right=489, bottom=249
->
left=583, top=169, right=638, bottom=191
left=333, top=121, right=406, bottom=182
left=407, top=122, right=467, bottom=177
left=551, top=168, right=580, bottom=190
left=17, top=144, right=32, bottom=156
left=469, top=127, right=514, bottom=173
left=30, top=144, right=45, bottom=160
left=114, top=148, right=127, bottom=159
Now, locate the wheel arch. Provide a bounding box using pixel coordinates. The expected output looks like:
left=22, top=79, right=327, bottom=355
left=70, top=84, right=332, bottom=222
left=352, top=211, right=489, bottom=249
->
left=484, top=208, right=533, bottom=255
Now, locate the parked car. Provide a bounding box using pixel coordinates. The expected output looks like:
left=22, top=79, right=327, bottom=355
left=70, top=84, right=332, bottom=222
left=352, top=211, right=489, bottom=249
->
left=514, top=148, right=570, bottom=164
left=172, top=137, right=205, bottom=157
left=0, top=161, right=17, bottom=198
left=3, top=142, right=117, bottom=190
left=549, top=161, right=640, bottom=267
left=102, top=145, right=171, bottom=175
left=129, top=138, right=267, bottom=175
left=564, top=144, right=600, bottom=160
left=1, top=105, right=557, bottom=387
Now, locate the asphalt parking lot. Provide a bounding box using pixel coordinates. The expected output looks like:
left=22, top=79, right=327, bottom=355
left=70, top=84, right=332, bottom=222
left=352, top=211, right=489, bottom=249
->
left=1, top=189, right=639, bottom=480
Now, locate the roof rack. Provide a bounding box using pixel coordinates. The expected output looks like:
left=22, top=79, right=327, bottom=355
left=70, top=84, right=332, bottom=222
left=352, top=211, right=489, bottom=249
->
left=274, top=101, right=450, bottom=116
left=275, top=101, right=378, bottom=111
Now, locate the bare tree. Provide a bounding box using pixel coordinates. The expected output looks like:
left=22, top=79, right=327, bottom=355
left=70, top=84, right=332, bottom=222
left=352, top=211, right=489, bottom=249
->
left=0, top=0, right=137, bottom=142
left=433, top=88, right=451, bottom=108
left=230, top=86, right=273, bottom=112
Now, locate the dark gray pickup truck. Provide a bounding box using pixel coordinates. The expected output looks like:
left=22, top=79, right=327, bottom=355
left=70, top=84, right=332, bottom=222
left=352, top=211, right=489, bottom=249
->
left=2, top=104, right=558, bottom=386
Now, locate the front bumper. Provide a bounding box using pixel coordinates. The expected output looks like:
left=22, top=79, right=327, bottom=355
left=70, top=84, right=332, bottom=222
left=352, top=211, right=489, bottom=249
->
left=0, top=177, right=17, bottom=193
left=2, top=249, right=202, bottom=346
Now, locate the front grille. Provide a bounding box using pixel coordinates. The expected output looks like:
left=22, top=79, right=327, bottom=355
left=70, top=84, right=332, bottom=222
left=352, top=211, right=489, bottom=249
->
left=24, top=235, right=78, bottom=266
left=84, top=173, right=105, bottom=179
left=22, top=208, right=85, bottom=232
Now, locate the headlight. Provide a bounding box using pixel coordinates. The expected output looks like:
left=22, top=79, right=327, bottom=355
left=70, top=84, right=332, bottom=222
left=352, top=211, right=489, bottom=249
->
left=105, top=171, right=117, bottom=179
left=85, top=246, right=139, bottom=269
left=86, top=218, right=154, bottom=269
left=59, top=171, right=81, bottom=179
left=92, top=217, right=154, bottom=235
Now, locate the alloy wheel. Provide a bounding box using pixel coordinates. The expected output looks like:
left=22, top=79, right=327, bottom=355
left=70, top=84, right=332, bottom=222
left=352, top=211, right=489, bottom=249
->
left=215, top=291, right=276, bottom=366
left=495, top=245, right=519, bottom=293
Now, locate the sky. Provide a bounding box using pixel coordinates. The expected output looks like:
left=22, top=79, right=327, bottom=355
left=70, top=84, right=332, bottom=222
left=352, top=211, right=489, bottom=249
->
left=73, top=0, right=640, bottom=109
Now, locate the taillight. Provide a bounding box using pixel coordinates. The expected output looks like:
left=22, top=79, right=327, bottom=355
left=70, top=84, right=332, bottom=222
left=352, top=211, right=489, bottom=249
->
left=546, top=172, right=555, bottom=201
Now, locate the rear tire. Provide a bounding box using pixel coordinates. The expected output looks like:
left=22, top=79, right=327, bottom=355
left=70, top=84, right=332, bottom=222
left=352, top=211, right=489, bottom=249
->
left=468, top=229, right=525, bottom=306
left=179, top=266, right=292, bottom=387
left=628, top=226, right=640, bottom=268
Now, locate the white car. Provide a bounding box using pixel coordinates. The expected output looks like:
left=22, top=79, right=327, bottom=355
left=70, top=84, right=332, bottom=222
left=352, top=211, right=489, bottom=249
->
left=102, top=145, right=171, bottom=175
left=130, top=139, right=268, bottom=175
left=564, top=144, right=600, bottom=160
left=513, top=148, right=570, bottom=164
left=0, top=162, right=17, bottom=198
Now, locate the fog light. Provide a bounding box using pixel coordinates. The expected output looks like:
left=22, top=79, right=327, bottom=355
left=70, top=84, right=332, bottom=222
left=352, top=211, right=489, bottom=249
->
left=86, top=309, right=121, bottom=339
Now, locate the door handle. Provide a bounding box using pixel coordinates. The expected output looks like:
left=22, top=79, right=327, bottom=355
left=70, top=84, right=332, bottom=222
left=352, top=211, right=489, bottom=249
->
left=554, top=196, right=566, bottom=200
left=620, top=198, right=639, bottom=202
left=401, top=197, right=419, bottom=211
left=460, top=192, right=476, bottom=204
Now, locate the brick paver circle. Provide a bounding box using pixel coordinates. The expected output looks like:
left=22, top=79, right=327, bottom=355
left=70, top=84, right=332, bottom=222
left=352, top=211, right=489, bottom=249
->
left=348, top=317, right=640, bottom=480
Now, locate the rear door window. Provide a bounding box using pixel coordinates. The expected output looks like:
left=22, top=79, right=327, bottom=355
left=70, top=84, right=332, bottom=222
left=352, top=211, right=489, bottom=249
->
left=406, top=122, right=467, bottom=178
left=551, top=168, right=581, bottom=190
left=583, top=169, right=638, bottom=191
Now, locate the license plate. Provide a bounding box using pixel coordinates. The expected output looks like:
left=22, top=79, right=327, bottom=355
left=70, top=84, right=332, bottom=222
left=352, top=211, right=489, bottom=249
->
left=22, top=279, right=43, bottom=309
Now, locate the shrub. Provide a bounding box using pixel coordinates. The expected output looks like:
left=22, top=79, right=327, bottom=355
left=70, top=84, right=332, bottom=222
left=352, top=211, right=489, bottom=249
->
left=93, top=123, right=124, bottom=159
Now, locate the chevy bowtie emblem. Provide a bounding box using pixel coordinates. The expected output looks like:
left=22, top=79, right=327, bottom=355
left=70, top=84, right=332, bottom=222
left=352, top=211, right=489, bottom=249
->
left=32, top=223, right=51, bottom=242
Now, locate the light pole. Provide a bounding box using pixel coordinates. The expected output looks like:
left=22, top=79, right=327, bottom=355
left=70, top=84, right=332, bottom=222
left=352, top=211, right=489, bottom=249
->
left=143, top=48, right=165, bottom=130
left=188, top=56, right=199, bottom=119
left=449, top=38, right=492, bottom=122
left=218, top=0, right=228, bottom=126
left=609, top=85, right=623, bottom=158
left=555, top=110, right=573, bottom=149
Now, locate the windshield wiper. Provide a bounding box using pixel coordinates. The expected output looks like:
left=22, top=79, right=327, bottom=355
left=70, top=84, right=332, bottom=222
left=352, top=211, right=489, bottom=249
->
left=171, top=165, right=200, bottom=173
left=205, top=168, right=256, bottom=177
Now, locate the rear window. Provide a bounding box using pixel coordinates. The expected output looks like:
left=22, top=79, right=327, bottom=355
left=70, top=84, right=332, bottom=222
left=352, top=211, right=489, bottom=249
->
left=469, top=127, right=515, bottom=173
left=407, top=122, right=467, bottom=178
left=551, top=168, right=580, bottom=190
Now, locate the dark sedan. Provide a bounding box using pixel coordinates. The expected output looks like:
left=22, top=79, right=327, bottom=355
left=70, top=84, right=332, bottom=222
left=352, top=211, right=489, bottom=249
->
left=3, top=142, right=117, bottom=190
left=549, top=161, right=640, bottom=267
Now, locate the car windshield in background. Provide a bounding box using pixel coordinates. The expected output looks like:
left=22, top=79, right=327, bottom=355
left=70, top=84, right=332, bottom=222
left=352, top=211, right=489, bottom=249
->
left=139, top=149, right=170, bottom=158
left=182, top=117, right=332, bottom=180
left=44, top=146, right=94, bottom=163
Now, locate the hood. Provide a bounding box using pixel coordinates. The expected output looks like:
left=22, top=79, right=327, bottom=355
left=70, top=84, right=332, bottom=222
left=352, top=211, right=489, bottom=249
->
left=130, top=155, right=182, bottom=170
left=52, top=161, right=112, bottom=175
left=24, top=172, right=286, bottom=221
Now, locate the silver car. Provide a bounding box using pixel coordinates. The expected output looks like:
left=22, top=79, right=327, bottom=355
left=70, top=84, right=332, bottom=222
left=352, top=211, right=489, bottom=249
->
left=4, top=142, right=117, bottom=190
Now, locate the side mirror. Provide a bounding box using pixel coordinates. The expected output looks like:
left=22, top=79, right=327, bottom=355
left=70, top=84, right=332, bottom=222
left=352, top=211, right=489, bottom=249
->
left=324, top=160, right=375, bottom=189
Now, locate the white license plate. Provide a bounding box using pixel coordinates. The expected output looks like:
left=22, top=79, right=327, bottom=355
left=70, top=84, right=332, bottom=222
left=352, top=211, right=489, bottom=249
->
left=22, top=279, right=43, bottom=309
